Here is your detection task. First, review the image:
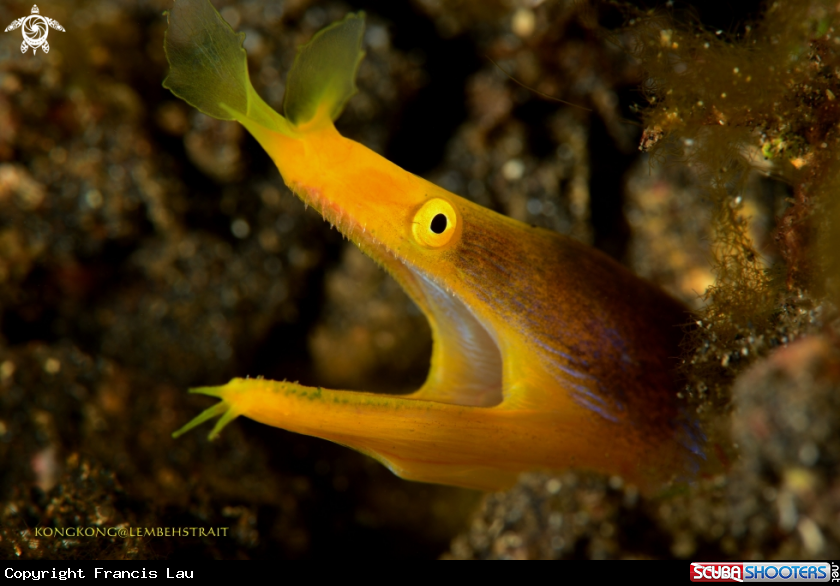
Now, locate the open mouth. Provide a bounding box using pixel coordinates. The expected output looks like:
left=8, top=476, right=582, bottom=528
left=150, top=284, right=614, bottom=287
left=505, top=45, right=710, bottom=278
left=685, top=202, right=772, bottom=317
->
left=401, top=266, right=505, bottom=408
left=295, top=180, right=504, bottom=408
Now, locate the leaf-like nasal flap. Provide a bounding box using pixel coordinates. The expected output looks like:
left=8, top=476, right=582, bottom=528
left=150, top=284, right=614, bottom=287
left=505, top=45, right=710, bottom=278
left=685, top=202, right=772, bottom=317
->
left=283, top=12, right=366, bottom=128
left=163, top=0, right=290, bottom=135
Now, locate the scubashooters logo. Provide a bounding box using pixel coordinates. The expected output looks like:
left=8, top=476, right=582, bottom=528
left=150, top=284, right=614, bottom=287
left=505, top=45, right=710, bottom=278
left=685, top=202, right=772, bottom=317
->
left=4, top=5, right=65, bottom=54
left=691, top=562, right=836, bottom=582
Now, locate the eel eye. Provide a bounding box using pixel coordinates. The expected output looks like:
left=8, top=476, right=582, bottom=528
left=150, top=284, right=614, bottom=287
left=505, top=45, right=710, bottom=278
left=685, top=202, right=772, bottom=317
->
left=412, top=198, right=458, bottom=248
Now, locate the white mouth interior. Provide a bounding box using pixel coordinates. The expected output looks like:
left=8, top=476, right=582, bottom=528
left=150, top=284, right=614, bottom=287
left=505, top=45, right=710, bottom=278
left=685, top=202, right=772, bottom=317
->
left=411, top=271, right=504, bottom=407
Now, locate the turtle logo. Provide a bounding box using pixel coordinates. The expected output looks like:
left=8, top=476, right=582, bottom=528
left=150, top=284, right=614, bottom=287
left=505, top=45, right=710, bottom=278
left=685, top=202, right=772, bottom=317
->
left=4, top=5, right=65, bottom=55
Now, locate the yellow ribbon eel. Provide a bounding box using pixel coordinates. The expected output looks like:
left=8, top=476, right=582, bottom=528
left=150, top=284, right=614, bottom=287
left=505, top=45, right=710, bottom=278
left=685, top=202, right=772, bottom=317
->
left=164, top=0, right=706, bottom=493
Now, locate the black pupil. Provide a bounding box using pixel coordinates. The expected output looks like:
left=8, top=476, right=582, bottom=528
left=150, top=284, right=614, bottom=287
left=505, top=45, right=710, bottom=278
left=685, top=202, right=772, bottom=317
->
left=430, top=214, right=448, bottom=234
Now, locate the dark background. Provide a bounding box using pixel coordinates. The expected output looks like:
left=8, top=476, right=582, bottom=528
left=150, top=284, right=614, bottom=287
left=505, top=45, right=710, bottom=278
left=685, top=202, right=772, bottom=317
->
left=2, top=0, right=836, bottom=560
